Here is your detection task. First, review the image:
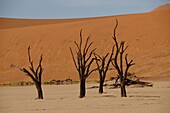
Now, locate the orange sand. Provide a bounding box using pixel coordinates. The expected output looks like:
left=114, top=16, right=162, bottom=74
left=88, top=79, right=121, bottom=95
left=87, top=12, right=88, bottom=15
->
left=0, top=4, right=170, bottom=83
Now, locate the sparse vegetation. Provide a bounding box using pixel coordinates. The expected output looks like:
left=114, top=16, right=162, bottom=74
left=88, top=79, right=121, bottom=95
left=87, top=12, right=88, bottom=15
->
left=0, top=81, right=34, bottom=86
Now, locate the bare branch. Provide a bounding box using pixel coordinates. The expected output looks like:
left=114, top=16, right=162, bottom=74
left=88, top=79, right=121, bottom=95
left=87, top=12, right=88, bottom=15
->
left=38, top=68, right=43, bottom=82
left=10, top=64, right=24, bottom=71
left=123, top=45, right=128, bottom=53
left=112, top=43, right=121, bottom=75
left=124, top=54, right=135, bottom=79
left=85, top=48, right=96, bottom=63
left=111, top=19, right=123, bottom=76
left=93, top=53, right=101, bottom=70
left=22, top=68, right=37, bottom=83
left=36, top=54, right=43, bottom=80
left=69, top=47, right=78, bottom=71
left=125, top=54, right=135, bottom=67
left=120, top=41, right=128, bottom=54
left=120, top=43, right=124, bottom=75
left=83, top=35, right=91, bottom=54
left=85, top=42, right=94, bottom=55
left=27, top=46, right=37, bottom=77
left=113, top=18, right=118, bottom=39
left=80, top=29, right=83, bottom=51
left=74, top=41, right=81, bottom=52
left=104, top=53, right=109, bottom=59
left=85, top=67, right=98, bottom=79
left=85, top=58, right=95, bottom=78
left=28, top=46, right=32, bottom=64
left=93, top=52, right=102, bottom=60
left=105, top=45, right=114, bottom=74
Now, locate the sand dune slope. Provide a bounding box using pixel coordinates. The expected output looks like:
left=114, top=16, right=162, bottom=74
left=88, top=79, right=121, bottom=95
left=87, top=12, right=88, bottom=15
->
left=0, top=5, right=170, bottom=83
left=152, top=4, right=170, bottom=12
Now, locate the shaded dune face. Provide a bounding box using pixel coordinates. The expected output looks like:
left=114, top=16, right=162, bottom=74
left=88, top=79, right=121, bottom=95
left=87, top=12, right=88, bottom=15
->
left=0, top=4, right=170, bottom=83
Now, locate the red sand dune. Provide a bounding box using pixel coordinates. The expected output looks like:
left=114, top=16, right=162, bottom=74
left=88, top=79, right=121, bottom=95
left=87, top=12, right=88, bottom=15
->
left=0, top=4, right=170, bottom=83
left=152, top=3, right=170, bottom=12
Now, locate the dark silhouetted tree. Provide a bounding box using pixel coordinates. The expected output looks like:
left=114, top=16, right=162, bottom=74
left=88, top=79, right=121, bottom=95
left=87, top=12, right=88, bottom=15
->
left=111, top=19, right=135, bottom=97
left=11, top=46, right=44, bottom=99
left=93, top=46, right=114, bottom=94
left=70, top=29, right=96, bottom=98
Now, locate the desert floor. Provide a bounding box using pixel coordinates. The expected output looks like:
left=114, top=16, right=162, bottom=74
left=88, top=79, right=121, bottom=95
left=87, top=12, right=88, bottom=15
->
left=0, top=81, right=170, bottom=113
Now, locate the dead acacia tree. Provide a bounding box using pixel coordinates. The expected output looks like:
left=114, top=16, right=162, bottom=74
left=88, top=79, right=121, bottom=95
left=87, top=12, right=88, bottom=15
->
left=111, top=19, right=135, bottom=97
left=70, top=29, right=96, bottom=98
left=93, top=47, right=114, bottom=94
left=11, top=46, right=44, bottom=99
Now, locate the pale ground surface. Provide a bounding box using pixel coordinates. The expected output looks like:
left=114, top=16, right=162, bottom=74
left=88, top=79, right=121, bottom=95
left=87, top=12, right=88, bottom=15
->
left=0, top=81, right=170, bottom=113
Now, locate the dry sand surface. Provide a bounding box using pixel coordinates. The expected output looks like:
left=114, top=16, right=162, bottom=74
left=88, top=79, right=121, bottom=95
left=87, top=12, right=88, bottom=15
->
left=0, top=4, right=170, bottom=83
left=0, top=81, right=170, bottom=113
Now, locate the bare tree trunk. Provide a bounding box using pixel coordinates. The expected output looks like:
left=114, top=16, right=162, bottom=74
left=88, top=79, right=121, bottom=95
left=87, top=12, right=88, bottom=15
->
left=120, top=79, right=127, bottom=97
left=79, top=78, right=86, bottom=98
left=99, top=77, right=104, bottom=94
left=35, top=82, right=43, bottom=99
left=121, top=85, right=126, bottom=97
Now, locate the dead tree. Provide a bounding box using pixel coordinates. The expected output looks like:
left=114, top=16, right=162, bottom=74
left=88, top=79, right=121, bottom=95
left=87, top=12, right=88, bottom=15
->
left=93, top=47, right=114, bottom=94
left=11, top=46, right=44, bottom=99
left=70, top=29, right=96, bottom=98
left=111, top=19, right=135, bottom=97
